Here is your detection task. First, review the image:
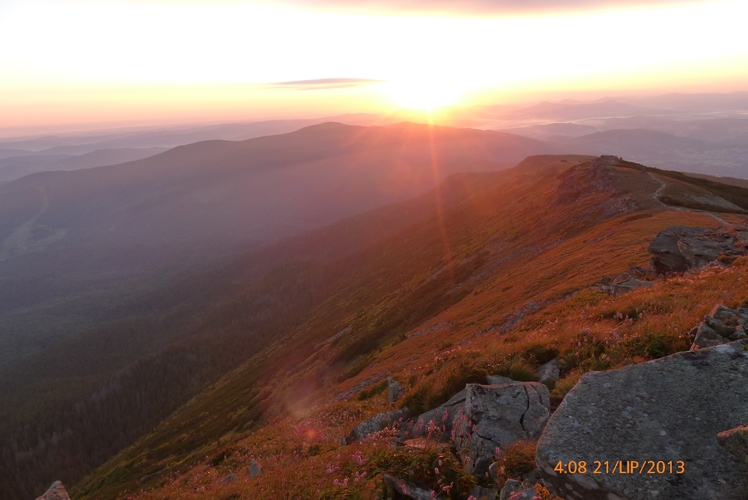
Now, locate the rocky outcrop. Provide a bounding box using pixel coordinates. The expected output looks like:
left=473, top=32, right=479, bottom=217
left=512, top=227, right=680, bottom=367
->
left=500, top=302, right=541, bottom=334
left=648, top=226, right=748, bottom=273
left=595, top=274, right=653, bottom=296
left=388, top=377, right=406, bottom=404
left=348, top=408, right=410, bottom=440
left=36, top=482, right=70, bottom=500
left=536, top=339, right=748, bottom=500
left=455, top=383, right=550, bottom=474
left=691, top=304, right=748, bottom=350
left=718, top=425, right=748, bottom=465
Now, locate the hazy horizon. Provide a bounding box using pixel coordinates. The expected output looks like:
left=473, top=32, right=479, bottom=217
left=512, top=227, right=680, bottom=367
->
left=2, top=0, right=747, bottom=135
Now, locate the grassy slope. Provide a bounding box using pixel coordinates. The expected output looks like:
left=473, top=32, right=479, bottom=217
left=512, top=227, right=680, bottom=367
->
left=73, top=157, right=748, bottom=499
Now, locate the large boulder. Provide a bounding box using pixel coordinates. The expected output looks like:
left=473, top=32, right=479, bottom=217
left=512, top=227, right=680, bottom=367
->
left=455, top=383, right=550, bottom=474
left=36, top=481, right=70, bottom=500
left=648, top=226, right=748, bottom=273
left=536, top=339, right=748, bottom=500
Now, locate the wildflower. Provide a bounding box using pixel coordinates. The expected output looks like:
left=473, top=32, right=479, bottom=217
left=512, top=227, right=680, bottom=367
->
left=435, top=467, right=440, bottom=475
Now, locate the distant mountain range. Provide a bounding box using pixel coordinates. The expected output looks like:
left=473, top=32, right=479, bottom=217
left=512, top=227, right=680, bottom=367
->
left=0, top=114, right=384, bottom=183
left=0, top=122, right=565, bottom=255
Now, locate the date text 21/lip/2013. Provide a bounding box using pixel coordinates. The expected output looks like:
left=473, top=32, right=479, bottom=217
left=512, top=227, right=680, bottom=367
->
left=554, top=460, right=685, bottom=475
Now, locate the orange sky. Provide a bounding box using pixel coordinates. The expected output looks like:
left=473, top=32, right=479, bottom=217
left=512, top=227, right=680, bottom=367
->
left=1, top=0, right=747, bottom=134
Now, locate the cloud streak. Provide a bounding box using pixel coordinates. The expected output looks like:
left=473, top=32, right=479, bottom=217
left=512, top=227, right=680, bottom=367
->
left=276, top=0, right=704, bottom=15
left=269, top=78, right=383, bottom=90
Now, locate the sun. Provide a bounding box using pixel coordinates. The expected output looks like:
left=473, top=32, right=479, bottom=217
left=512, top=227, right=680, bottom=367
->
left=383, top=79, right=464, bottom=111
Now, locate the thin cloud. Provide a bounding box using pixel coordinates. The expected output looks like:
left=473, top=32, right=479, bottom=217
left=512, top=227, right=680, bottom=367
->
left=276, top=0, right=705, bottom=15
left=270, top=78, right=383, bottom=90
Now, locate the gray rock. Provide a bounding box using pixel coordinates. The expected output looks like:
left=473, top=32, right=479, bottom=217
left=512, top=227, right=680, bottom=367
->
left=383, top=474, right=432, bottom=500
left=349, top=408, right=410, bottom=440
left=217, top=473, right=237, bottom=485
left=717, top=425, right=748, bottom=464
left=537, top=359, right=560, bottom=389
left=488, top=461, right=499, bottom=485
left=691, top=304, right=748, bottom=350
left=711, top=304, right=741, bottom=322
left=688, top=325, right=699, bottom=342
left=536, top=339, right=748, bottom=500
left=648, top=226, right=748, bottom=273
left=499, top=479, right=534, bottom=500
left=36, top=482, right=70, bottom=500
left=597, top=275, right=653, bottom=296
left=471, top=484, right=499, bottom=500
left=455, top=383, right=550, bottom=474
left=249, top=459, right=261, bottom=478
left=691, top=322, right=725, bottom=350
left=500, top=302, right=541, bottom=334
left=612, top=276, right=652, bottom=295
left=388, top=377, right=406, bottom=403
left=730, top=329, right=747, bottom=341
left=519, top=468, right=541, bottom=485
left=705, top=316, right=736, bottom=337
left=486, top=375, right=515, bottom=385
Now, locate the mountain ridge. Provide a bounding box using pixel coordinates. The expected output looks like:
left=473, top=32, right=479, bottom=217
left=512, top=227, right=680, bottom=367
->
left=67, top=155, right=748, bottom=500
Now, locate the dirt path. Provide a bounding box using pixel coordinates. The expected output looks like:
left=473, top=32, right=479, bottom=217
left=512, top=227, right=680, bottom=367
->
left=648, top=172, right=733, bottom=226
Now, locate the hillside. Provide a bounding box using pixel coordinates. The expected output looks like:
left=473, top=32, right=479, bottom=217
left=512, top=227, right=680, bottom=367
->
left=0, top=147, right=168, bottom=184
left=65, top=156, right=748, bottom=500
left=0, top=124, right=568, bottom=499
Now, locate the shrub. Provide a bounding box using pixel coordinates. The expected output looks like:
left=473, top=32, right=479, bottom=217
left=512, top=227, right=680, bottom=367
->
left=551, top=371, right=581, bottom=402
left=489, top=356, right=538, bottom=382
left=520, top=344, right=559, bottom=366
left=401, top=359, right=486, bottom=414
left=491, top=441, right=537, bottom=489
left=623, top=331, right=684, bottom=360
left=372, top=448, right=475, bottom=499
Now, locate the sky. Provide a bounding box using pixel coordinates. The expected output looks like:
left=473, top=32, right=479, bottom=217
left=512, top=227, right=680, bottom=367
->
left=1, top=0, right=747, bottom=134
